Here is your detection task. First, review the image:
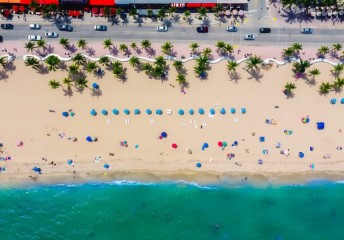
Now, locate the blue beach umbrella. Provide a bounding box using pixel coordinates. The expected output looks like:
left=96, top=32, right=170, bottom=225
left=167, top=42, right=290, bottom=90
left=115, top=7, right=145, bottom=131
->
left=101, top=109, right=108, bottom=115
left=210, top=108, right=215, bottom=115
left=196, top=162, right=202, bottom=168
left=330, top=98, right=337, bottom=104
left=103, top=163, right=110, bottom=169
left=202, top=142, right=209, bottom=150
left=161, top=132, right=167, bottom=138
left=299, top=152, right=305, bottom=158
left=198, top=108, right=205, bottom=115
left=220, top=108, right=226, bottom=114
left=189, top=109, right=194, bottom=115
left=69, top=112, right=75, bottom=117
left=156, top=109, right=163, bottom=115
left=86, top=136, right=92, bottom=142
left=124, top=109, right=130, bottom=115
left=112, top=109, right=119, bottom=115
left=230, top=108, right=236, bottom=114
left=134, top=109, right=141, bottom=115
left=146, top=109, right=152, bottom=115
left=341, top=98, right=344, bottom=104
left=92, top=82, right=99, bottom=89
left=68, top=159, right=73, bottom=165
left=90, top=109, right=97, bottom=116
left=241, top=108, right=246, bottom=114
left=62, top=111, right=69, bottom=117
left=178, top=109, right=184, bottom=115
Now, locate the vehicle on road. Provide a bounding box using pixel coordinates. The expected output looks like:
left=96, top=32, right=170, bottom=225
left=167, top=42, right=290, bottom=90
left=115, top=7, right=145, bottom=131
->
left=45, top=32, right=59, bottom=38
left=244, top=34, right=255, bottom=40
left=28, top=35, right=42, bottom=41
left=197, top=26, right=208, bottom=33
left=94, top=25, right=107, bottom=31
left=1, top=24, right=14, bottom=30
left=156, top=26, right=168, bottom=32
left=259, top=28, right=271, bottom=33
left=29, top=24, right=41, bottom=30
left=300, top=28, right=313, bottom=34
left=58, top=24, right=73, bottom=32
left=0, top=35, right=3, bottom=43
left=226, top=26, right=238, bottom=32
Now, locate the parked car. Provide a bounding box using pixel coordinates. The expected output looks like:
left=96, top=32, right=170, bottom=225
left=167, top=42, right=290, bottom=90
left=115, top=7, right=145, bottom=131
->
left=29, top=24, right=41, bottom=30
left=0, top=35, right=3, bottom=43
left=45, top=32, right=59, bottom=38
left=197, top=26, right=208, bottom=33
left=156, top=26, right=168, bottom=32
left=28, top=35, right=42, bottom=41
left=226, top=26, right=238, bottom=32
left=1, top=24, right=14, bottom=30
left=244, top=34, right=255, bottom=40
left=301, top=28, right=313, bottom=34
left=58, top=24, right=73, bottom=32
left=94, top=25, right=107, bottom=31
left=259, top=28, right=271, bottom=33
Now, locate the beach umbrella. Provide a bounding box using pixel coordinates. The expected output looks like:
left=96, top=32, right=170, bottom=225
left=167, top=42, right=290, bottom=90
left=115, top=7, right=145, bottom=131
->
left=330, top=98, right=337, bottom=104
left=241, top=108, right=247, bottom=114
left=341, top=98, right=344, bottom=104
left=218, top=141, right=223, bottom=147
left=172, top=143, right=178, bottom=149
left=101, top=109, right=108, bottom=115
left=202, top=143, right=209, bottom=150
left=124, top=109, right=130, bottom=115
left=32, top=167, right=41, bottom=173
left=69, top=112, right=75, bottom=117
left=196, top=162, right=202, bottom=168
left=210, top=108, right=215, bottom=115
left=156, top=109, right=163, bottom=115
left=161, top=132, right=167, bottom=138
left=178, top=109, right=184, bottom=115
left=62, top=111, right=69, bottom=117
left=230, top=108, right=236, bottom=114
left=317, top=122, right=325, bottom=130
left=189, top=109, right=194, bottom=115
left=112, top=109, right=119, bottom=115
left=258, top=159, right=263, bottom=165
left=68, top=159, right=73, bottom=165
left=90, top=109, right=97, bottom=116
left=146, top=109, right=152, bottom=115
left=198, top=108, right=205, bottom=115
left=134, top=109, right=141, bottom=115
left=86, top=136, right=92, bottom=142
left=103, top=163, right=110, bottom=169
left=220, top=108, right=226, bottom=114
left=299, top=152, right=305, bottom=158
left=222, top=141, right=228, bottom=147
left=92, top=82, right=99, bottom=89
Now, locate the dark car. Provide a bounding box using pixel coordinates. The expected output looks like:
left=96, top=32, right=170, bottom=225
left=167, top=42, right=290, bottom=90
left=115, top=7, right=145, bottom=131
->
left=94, top=25, right=107, bottom=31
left=0, top=35, right=3, bottom=43
left=1, top=24, right=14, bottom=30
left=259, top=28, right=271, bottom=33
left=197, top=26, right=208, bottom=33
left=58, top=24, right=73, bottom=32
left=300, top=28, right=313, bottom=34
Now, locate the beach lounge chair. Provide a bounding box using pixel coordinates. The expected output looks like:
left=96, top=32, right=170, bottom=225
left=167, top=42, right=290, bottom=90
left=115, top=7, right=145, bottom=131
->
left=166, top=109, right=172, bottom=115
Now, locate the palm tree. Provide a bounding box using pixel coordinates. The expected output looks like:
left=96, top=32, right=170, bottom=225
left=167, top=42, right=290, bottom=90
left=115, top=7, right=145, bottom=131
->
left=141, top=40, right=151, bottom=50
left=36, top=39, right=46, bottom=50
left=119, top=43, right=128, bottom=53
left=189, top=42, right=199, bottom=54
left=246, top=55, right=263, bottom=70
left=154, top=56, right=166, bottom=68
left=157, top=9, right=166, bottom=21
left=76, top=77, right=88, bottom=90
left=317, top=46, right=330, bottom=57
left=0, top=57, right=7, bottom=68
left=183, top=10, right=191, bottom=21
left=176, top=73, right=186, bottom=85
left=68, top=64, right=79, bottom=75
left=77, top=39, right=87, bottom=50
left=215, top=41, right=226, bottom=54
left=142, top=62, right=153, bottom=74
left=168, top=6, right=176, bottom=17
left=161, top=42, right=174, bottom=55
left=45, top=55, right=61, bottom=71
left=224, top=44, right=234, bottom=56
left=282, top=47, right=294, bottom=59
left=152, top=65, right=165, bottom=78
left=72, top=53, right=86, bottom=66
left=319, top=82, right=332, bottom=95
left=25, top=41, right=36, bottom=53
left=226, top=60, right=238, bottom=73
left=85, top=61, right=98, bottom=73
left=331, top=64, right=343, bottom=76
left=332, top=78, right=344, bottom=90
left=196, top=7, right=208, bottom=20
left=98, top=56, right=110, bottom=66
left=113, top=65, right=124, bottom=78
left=112, top=60, right=123, bottom=70
left=196, top=55, right=208, bottom=67
left=292, top=59, right=310, bottom=74
left=291, top=42, right=303, bottom=54
left=103, top=39, right=113, bottom=49
left=129, top=8, right=138, bottom=19
left=332, top=43, right=342, bottom=54
left=202, top=48, right=212, bottom=58
left=129, top=56, right=141, bottom=68
left=173, top=60, right=184, bottom=71
left=284, top=82, right=296, bottom=95
left=308, top=68, right=321, bottom=79
left=49, top=80, right=61, bottom=89
left=59, top=38, right=69, bottom=50
left=130, top=42, right=137, bottom=51
left=62, top=77, right=72, bottom=90
left=24, top=57, right=40, bottom=70
left=147, top=9, right=153, bottom=18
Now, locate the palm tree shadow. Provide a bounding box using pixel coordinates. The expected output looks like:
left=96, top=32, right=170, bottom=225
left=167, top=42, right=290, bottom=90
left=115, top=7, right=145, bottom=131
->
left=202, top=17, right=212, bottom=27
left=135, top=48, right=142, bottom=55
left=109, top=46, right=119, bottom=56
left=45, top=44, right=55, bottom=54
left=172, top=14, right=180, bottom=23
left=68, top=44, right=78, bottom=54
left=86, top=47, right=96, bottom=56
left=305, top=76, right=317, bottom=87
left=109, top=16, right=120, bottom=26
left=228, top=71, right=241, bottom=83
left=5, top=63, right=16, bottom=73
left=186, top=17, right=193, bottom=25
left=146, top=48, right=156, bottom=57
left=37, top=64, right=49, bottom=74
left=95, top=70, right=105, bottom=79
left=333, top=87, right=343, bottom=94
left=63, top=88, right=74, bottom=97
left=286, top=92, right=295, bottom=99
left=281, top=8, right=299, bottom=24
left=90, top=88, right=102, bottom=98
left=246, top=68, right=263, bottom=82
left=134, top=17, right=144, bottom=27
left=0, top=70, right=9, bottom=80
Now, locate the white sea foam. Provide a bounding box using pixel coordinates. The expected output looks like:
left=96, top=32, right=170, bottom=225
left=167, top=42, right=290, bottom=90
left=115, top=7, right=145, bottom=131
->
left=174, top=180, right=217, bottom=190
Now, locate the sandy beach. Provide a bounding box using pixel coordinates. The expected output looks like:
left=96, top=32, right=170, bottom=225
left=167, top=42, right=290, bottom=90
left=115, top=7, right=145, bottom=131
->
left=0, top=43, right=343, bottom=186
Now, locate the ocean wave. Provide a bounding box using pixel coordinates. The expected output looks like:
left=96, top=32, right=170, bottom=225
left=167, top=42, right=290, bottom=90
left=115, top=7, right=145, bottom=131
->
left=174, top=180, right=218, bottom=190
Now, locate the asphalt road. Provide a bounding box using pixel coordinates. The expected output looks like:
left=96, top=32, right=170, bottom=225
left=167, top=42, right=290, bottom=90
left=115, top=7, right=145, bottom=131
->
left=1, top=23, right=344, bottom=46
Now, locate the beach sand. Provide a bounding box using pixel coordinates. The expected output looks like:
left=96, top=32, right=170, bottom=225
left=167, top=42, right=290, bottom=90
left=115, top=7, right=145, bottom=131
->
left=0, top=55, right=343, bottom=186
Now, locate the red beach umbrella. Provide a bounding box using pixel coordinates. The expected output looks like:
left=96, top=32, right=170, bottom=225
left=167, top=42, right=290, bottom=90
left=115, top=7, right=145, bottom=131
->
left=217, top=141, right=223, bottom=147
left=172, top=143, right=178, bottom=149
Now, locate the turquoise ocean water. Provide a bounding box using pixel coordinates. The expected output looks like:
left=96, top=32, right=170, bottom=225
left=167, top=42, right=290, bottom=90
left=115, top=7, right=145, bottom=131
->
left=1, top=180, right=344, bottom=240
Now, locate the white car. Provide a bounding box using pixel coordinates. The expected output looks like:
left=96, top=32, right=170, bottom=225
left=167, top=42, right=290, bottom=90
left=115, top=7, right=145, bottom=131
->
left=244, top=34, right=255, bottom=40
left=28, top=35, right=42, bottom=41
left=29, top=24, right=41, bottom=30
left=45, top=32, right=59, bottom=38
left=156, top=26, right=168, bottom=32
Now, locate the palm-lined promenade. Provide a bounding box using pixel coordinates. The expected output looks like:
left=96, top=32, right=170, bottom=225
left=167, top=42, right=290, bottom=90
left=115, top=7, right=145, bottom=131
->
left=0, top=39, right=343, bottom=186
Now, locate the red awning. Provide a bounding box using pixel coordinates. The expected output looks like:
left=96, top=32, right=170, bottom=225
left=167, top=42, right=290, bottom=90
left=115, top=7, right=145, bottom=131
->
left=19, top=6, right=25, bottom=12
left=92, top=7, right=98, bottom=13
left=20, top=0, right=30, bottom=4
left=38, top=0, right=58, bottom=4
left=202, top=3, right=216, bottom=8
left=186, top=3, right=202, bottom=8
left=89, top=0, right=114, bottom=6
left=74, top=11, right=80, bottom=17
left=12, top=5, right=19, bottom=12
